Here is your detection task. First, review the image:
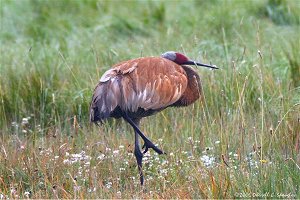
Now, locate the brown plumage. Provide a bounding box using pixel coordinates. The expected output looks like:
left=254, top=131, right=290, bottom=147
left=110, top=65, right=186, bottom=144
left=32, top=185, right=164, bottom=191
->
left=90, top=51, right=218, bottom=185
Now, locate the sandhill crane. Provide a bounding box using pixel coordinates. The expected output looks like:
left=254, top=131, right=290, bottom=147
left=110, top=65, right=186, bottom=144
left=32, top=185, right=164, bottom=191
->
left=90, top=51, right=218, bottom=185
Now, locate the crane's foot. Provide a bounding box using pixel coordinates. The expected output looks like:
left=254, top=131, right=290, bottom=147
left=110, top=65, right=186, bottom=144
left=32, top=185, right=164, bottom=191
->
left=142, top=138, right=165, bottom=155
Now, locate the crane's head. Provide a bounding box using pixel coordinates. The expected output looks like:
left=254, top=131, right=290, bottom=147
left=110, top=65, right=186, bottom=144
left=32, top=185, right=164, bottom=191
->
left=161, top=51, right=218, bottom=70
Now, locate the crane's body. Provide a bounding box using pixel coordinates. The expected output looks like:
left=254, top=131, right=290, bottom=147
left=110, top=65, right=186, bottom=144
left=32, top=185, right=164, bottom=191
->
left=90, top=57, right=201, bottom=123
left=90, top=51, right=218, bottom=185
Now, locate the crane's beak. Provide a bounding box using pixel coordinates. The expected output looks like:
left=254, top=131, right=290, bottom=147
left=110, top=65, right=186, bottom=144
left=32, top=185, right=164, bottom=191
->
left=182, top=60, right=219, bottom=70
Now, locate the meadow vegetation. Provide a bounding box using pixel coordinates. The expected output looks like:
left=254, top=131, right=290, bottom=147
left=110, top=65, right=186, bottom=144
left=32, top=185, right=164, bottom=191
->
left=0, top=0, right=299, bottom=198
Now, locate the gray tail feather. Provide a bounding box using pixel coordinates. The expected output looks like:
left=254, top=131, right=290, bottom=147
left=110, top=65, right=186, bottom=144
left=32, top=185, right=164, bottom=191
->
left=89, top=80, right=120, bottom=124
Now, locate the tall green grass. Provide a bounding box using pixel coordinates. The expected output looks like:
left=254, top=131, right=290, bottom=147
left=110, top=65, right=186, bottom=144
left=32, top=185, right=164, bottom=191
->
left=0, top=0, right=299, bottom=198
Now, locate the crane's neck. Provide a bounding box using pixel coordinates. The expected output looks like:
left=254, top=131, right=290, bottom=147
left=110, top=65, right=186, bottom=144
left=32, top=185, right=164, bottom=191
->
left=172, top=66, right=202, bottom=107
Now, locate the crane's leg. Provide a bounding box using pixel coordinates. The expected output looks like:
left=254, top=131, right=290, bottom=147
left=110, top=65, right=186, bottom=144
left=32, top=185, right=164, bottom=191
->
left=132, top=119, right=144, bottom=185
left=122, top=114, right=164, bottom=155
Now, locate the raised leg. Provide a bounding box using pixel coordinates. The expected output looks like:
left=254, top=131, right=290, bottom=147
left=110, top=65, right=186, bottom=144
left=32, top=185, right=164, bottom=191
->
left=122, top=114, right=164, bottom=155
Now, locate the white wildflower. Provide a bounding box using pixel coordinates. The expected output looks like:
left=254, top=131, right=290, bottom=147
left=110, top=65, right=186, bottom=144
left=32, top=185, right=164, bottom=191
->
left=11, top=122, right=18, bottom=127
left=113, top=150, right=119, bottom=155
left=116, top=191, right=121, bottom=197
left=105, top=181, right=112, bottom=189
left=24, top=191, right=30, bottom=197
left=63, top=151, right=90, bottom=165
left=200, top=155, right=215, bottom=168
left=127, top=153, right=134, bottom=156
left=10, top=187, right=17, bottom=195
left=158, top=175, right=164, bottom=179
left=97, top=153, right=105, bottom=160
left=21, top=117, right=30, bottom=125
left=181, top=151, right=188, bottom=154
left=161, top=160, right=168, bottom=165
left=63, top=159, right=71, bottom=165
left=119, top=168, right=125, bottom=172
left=88, top=187, right=96, bottom=193
left=73, top=186, right=81, bottom=191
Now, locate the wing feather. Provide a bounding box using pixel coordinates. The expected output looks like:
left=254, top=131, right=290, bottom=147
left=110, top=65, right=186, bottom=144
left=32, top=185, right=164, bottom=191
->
left=116, top=57, right=188, bottom=111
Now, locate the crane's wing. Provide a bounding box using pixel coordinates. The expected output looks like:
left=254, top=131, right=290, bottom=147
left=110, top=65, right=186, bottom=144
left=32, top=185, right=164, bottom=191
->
left=115, top=57, right=188, bottom=111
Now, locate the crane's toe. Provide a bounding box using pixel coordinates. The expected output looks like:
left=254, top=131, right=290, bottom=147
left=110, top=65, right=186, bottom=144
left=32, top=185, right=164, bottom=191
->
left=142, top=139, right=164, bottom=155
